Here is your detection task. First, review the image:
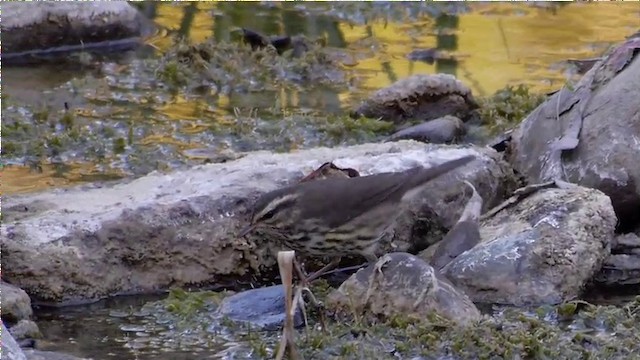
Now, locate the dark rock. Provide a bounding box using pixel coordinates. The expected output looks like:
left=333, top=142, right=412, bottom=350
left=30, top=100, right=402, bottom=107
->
left=216, top=285, right=303, bottom=331
left=425, top=181, right=483, bottom=271
left=1, top=282, right=33, bottom=323
left=444, top=186, right=616, bottom=305
left=508, top=37, right=640, bottom=231
left=327, top=252, right=480, bottom=325
left=487, top=130, right=513, bottom=153
left=406, top=48, right=446, bottom=64
left=386, top=115, right=467, bottom=144
left=8, top=320, right=41, bottom=342
left=595, top=233, right=640, bottom=286
left=352, top=74, right=479, bottom=123
left=2, top=2, right=148, bottom=65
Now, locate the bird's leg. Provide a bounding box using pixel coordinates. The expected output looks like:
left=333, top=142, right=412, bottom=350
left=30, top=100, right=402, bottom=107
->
left=305, top=257, right=342, bottom=283
left=293, top=257, right=309, bottom=281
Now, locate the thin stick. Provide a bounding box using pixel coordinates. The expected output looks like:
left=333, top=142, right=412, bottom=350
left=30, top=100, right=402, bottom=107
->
left=275, top=251, right=301, bottom=360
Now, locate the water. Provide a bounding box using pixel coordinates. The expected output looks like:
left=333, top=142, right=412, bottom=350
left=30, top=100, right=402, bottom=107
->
left=2, top=2, right=638, bottom=194
left=4, top=2, right=640, bottom=358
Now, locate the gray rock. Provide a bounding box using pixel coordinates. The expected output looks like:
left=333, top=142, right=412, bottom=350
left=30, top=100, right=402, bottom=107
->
left=1, top=322, right=27, bottom=360
left=611, top=232, right=640, bottom=253
left=8, top=320, right=41, bottom=341
left=1, top=282, right=33, bottom=323
left=2, top=2, right=148, bottom=63
left=444, top=186, right=616, bottom=305
left=595, top=233, right=640, bottom=286
left=352, top=74, right=479, bottom=123
left=386, top=115, right=467, bottom=144
left=508, top=37, right=640, bottom=230
left=1, top=142, right=514, bottom=304
left=23, top=350, right=87, bottom=360
left=426, top=181, right=483, bottom=271
left=327, top=252, right=480, bottom=325
left=216, top=285, right=303, bottom=331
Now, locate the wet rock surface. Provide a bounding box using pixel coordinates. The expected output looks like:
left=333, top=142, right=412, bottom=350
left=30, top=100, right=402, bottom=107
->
left=2, top=2, right=147, bottom=63
left=443, top=186, right=617, bottom=305
left=327, top=252, right=481, bottom=325
left=23, top=350, right=87, bottom=360
left=508, top=37, right=640, bottom=230
left=8, top=320, right=42, bottom=342
left=216, top=285, right=303, bottom=331
left=1, top=282, right=34, bottom=323
left=352, top=74, right=479, bottom=123
left=425, top=181, right=483, bottom=271
left=385, top=115, right=467, bottom=144
left=595, top=233, right=640, bottom=286
left=1, top=141, right=513, bottom=304
left=2, top=323, right=28, bottom=360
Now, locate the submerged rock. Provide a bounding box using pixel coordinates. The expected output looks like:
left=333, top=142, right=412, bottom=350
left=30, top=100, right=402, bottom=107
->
left=216, top=285, right=303, bottom=331
left=327, top=252, right=480, bottom=325
left=508, top=37, right=640, bottom=230
left=8, top=320, right=41, bottom=342
left=23, top=350, right=87, bottom=360
left=443, top=186, right=616, bottom=305
left=1, top=141, right=514, bottom=304
left=1, top=282, right=33, bottom=323
left=352, top=74, right=479, bottom=123
left=2, top=2, right=148, bottom=64
left=385, top=115, right=467, bottom=144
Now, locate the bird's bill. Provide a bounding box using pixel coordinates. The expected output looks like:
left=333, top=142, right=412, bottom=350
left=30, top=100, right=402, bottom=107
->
left=238, top=223, right=257, bottom=238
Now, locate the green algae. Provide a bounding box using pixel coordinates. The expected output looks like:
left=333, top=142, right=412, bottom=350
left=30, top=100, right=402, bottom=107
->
left=478, top=84, right=546, bottom=135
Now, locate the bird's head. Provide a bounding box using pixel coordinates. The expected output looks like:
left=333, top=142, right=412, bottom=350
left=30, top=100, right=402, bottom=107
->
left=238, top=188, right=301, bottom=237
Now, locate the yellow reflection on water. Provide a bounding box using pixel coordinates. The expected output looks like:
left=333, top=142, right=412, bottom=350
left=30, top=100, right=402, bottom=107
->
left=340, top=2, right=639, bottom=97
left=0, top=164, right=125, bottom=195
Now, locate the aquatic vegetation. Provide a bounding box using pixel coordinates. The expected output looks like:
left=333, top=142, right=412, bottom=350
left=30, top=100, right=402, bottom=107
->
left=478, top=84, right=546, bottom=135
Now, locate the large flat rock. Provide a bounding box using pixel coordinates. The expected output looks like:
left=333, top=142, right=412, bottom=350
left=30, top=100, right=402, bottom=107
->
left=1, top=141, right=514, bottom=304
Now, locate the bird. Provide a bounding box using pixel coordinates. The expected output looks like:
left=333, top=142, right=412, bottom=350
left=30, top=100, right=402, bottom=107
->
left=239, top=155, right=476, bottom=282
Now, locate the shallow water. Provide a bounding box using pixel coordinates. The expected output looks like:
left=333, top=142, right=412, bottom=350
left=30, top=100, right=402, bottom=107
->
left=4, top=3, right=640, bottom=358
left=2, top=2, right=638, bottom=194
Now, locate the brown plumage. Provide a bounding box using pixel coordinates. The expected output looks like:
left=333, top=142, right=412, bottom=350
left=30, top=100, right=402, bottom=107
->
left=240, top=155, right=476, bottom=281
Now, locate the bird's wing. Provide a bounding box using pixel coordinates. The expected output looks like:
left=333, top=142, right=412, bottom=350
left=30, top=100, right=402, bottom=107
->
left=297, top=155, right=475, bottom=228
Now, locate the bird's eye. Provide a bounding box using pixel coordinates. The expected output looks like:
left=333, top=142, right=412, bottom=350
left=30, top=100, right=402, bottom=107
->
left=260, top=209, right=277, bottom=222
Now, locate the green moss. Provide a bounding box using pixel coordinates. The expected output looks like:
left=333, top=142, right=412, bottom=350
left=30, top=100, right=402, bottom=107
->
left=113, top=138, right=126, bottom=154
left=1, top=141, right=19, bottom=156
left=33, top=107, right=50, bottom=124
left=478, top=84, right=546, bottom=135
left=60, top=112, right=75, bottom=130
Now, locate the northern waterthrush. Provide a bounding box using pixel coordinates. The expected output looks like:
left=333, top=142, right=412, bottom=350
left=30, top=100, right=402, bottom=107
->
left=240, top=155, right=476, bottom=281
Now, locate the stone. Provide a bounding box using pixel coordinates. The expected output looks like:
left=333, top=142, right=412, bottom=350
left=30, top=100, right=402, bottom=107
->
left=1, top=322, right=28, bottom=360
left=1, top=282, right=33, bottom=323
left=385, top=115, right=467, bottom=144
left=425, top=181, right=483, bottom=271
left=508, top=37, right=640, bottom=230
left=216, top=285, right=303, bottom=331
left=1, top=142, right=514, bottom=304
left=352, top=74, right=479, bottom=123
left=23, top=350, right=87, bottom=360
left=8, top=320, right=41, bottom=342
left=2, top=2, right=149, bottom=64
left=595, top=233, right=640, bottom=286
left=327, top=252, right=481, bottom=325
left=443, top=186, right=616, bottom=306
